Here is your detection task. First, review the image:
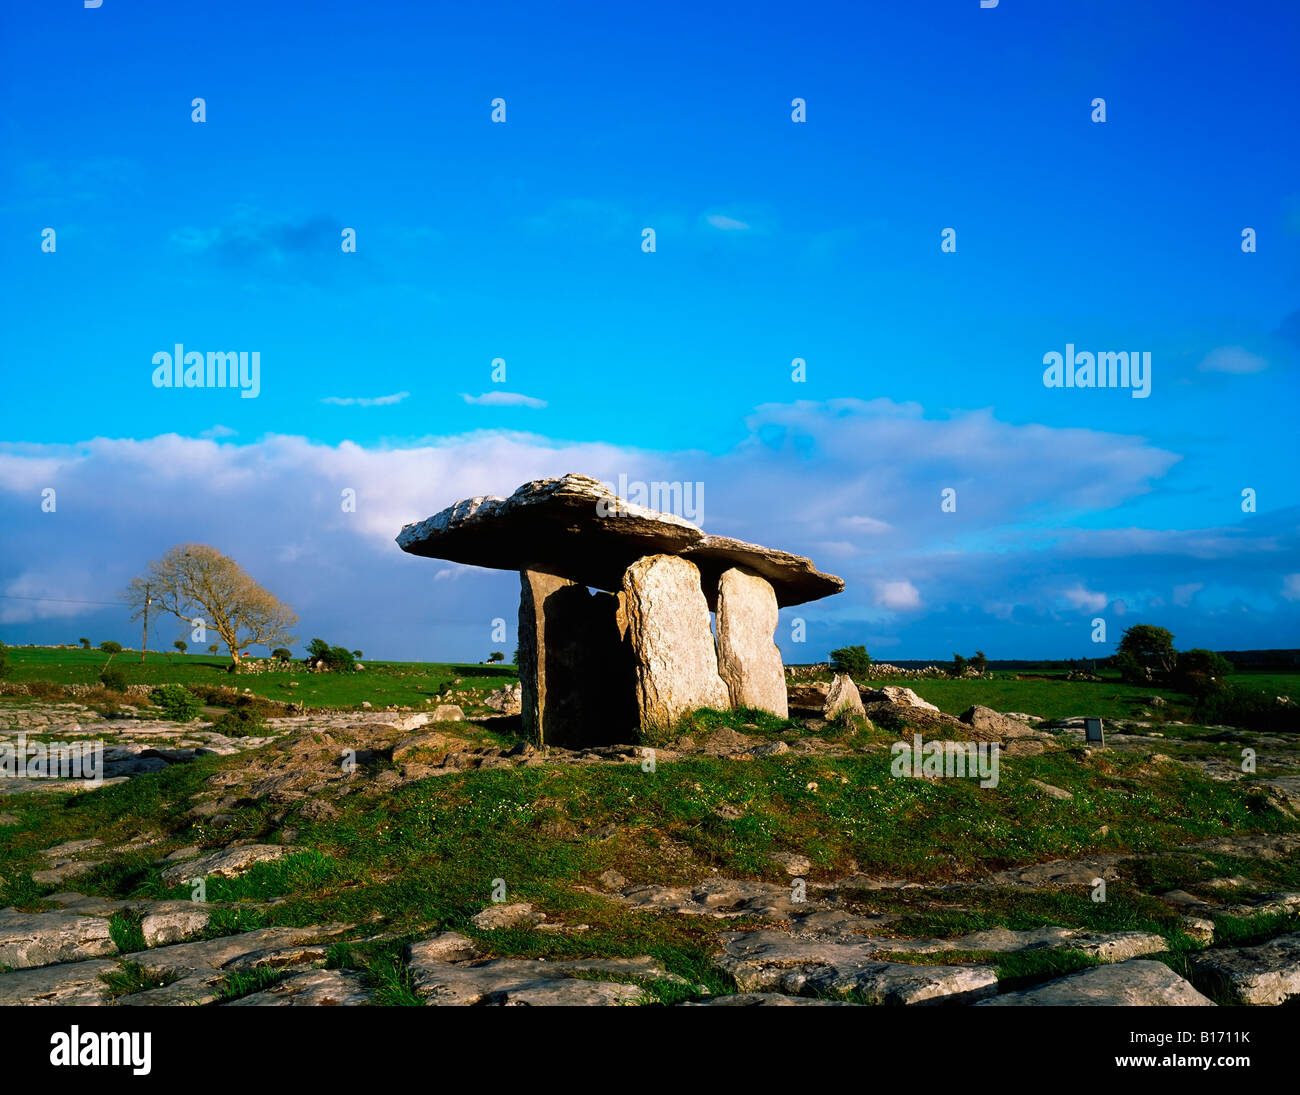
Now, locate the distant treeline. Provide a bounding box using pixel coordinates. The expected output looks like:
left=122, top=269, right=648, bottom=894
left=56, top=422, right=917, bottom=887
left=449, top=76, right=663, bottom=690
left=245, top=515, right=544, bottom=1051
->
left=794, top=651, right=1300, bottom=672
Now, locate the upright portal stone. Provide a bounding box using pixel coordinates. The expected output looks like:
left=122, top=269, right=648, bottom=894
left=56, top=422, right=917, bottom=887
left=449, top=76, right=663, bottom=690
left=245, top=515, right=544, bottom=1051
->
left=621, top=555, right=730, bottom=731
left=518, top=570, right=569, bottom=743
left=715, top=567, right=788, bottom=717
left=519, top=569, right=635, bottom=747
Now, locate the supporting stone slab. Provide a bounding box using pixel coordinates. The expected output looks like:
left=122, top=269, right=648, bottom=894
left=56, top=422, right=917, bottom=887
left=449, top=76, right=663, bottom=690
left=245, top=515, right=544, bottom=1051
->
left=621, top=555, right=730, bottom=732
left=518, top=569, right=636, bottom=747
left=715, top=567, right=787, bottom=717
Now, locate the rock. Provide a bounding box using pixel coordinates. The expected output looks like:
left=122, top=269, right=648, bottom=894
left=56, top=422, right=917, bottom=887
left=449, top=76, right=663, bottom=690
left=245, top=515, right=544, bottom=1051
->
left=392, top=733, right=449, bottom=763
left=769, top=852, right=812, bottom=877
left=125, top=926, right=340, bottom=976
left=1028, top=779, right=1074, bottom=801
left=1192, top=933, right=1300, bottom=1005
left=391, top=712, right=430, bottom=733
left=406, top=932, right=481, bottom=964
left=716, top=931, right=996, bottom=1004
left=1003, top=739, right=1046, bottom=756
left=979, top=960, right=1214, bottom=1006
left=0, top=813, right=20, bottom=826
left=431, top=705, right=465, bottom=722
left=470, top=902, right=544, bottom=931
left=866, top=686, right=940, bottom=712
left=622, top=555, right=730, bottom=731
left=959, top=706, right=1037, bottom=739
left=751, top=741, right=790, bottom=758
left=32, top=859, right=100, bottom=885
left=160, top=844, right=289, bottom=886
left=227, top=968, right=373, bottom=1006
left=484, top=684, right=522, bottom=715
left=715, top=568, right=788, bottom=717
left=823, top=674, right=865, bottom=720
left=41, top=838, right=104, bottom=857
left=0, top=959, right=118, bottom=1005
left=407, top=952, right=667, bottom=1006
left=518, top=569, right=636, bottom=747
left=598, top=870, right=628, bottom=891
left=114, top=968, right=226, bottom=1007
left=141, top=903, right=212, bottom=946
left=0, top=910, right=115, bottom=968
left=396, top=473, right=843, bottom=609
left=1182, top=916, right=1216, bottom=945
left=876, top=927, right=1166, bottom=963
left=163, top=845, right=203, bottom=862
left=686, top=993, right=853, bottom=1006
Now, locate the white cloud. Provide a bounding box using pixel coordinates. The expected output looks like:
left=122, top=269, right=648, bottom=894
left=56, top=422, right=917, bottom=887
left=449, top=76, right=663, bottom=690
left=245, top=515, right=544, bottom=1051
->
left=200, top=424, right=238, bottom=439
left=461, top=392, right=548, bottom=409
left=322, top=392, right=410, bottom=407
left=875, top=580, right=921, bottom=610
left=0, top=397, right=1292, bottom=659
left=839, top=515, right=893, bottom=535
left=1062, top=584, right=1108, bottom=612
left=1198, top=346, right=1269, bottom=374
left=1173, top=582, right=1204, bottom=606
left=706, top=214, right=751, bottom=231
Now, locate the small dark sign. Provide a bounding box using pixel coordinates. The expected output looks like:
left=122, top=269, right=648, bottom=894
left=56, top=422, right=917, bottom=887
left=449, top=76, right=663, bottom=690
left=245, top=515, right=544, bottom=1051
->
left=1084, top=717, right=1104, bottom=745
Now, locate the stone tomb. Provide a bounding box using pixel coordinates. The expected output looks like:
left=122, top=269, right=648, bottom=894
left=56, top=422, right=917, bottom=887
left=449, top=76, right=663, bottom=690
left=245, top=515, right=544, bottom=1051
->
left=397, top=474, right=843, bottom=745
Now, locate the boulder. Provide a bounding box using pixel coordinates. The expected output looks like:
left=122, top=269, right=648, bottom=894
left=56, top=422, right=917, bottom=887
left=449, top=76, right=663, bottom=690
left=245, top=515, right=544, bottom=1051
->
left=960, top=705, right=1038, bottom=739
left=0, top=960, right=118, bottom=1006
left=396, top=473, right=843, bottom=608
left=0, top=910, right=115, bottom=969
left=470, top=902, right=545, bottom=931
left=978, top=960, right=1213, bottom=1006
left=823, top=674, right=865, bottom=719
left=430, top=705, right=465, bottom=722
left=621, top=555, right=730, bottom=731
left=865, top=686, right=940, bottom=712
left=227, top=968, right=373, bottom=1006
left=1192, top=932, right=1300, bottom=1005
left=484, top=683, right=522, bottom=715
left=159, top=843, right=288, bottom=887
left=715, top=568, right=787, bottom=717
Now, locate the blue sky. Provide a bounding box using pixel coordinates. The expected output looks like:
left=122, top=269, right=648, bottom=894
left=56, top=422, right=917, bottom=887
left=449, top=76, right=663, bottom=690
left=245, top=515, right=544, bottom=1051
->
left=1, top=0, right=1297, bottom=662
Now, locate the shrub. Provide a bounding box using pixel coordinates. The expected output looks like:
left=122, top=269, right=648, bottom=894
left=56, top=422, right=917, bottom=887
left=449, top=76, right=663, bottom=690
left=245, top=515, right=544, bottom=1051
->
left=352, top=650, right=363, bottom=659
left=1175, top=648, right=1234, bottom=697
left=211, top=694, right=269, bottom=737
left=1194, top=685, right=1299, bottom=734
left=99, top=667, right=128, bottom=693
left=99, top=641, right=123, bottom=656
left=487, top=651, right=504, bottom=663
left=1117, top=624, right=1177, bottom=678
left=306, top=638, right=330, bottom=661
left=950, top=653, right=968, bottom=678
left=1113, top=650, right=1151, bottom=684
left=830, top=645, right=872, bottom=679
left=173, top=640, right=187, bottom=654
left=207, top=644, right=219, bottom=654
left=0, top=640, right=9, bottom=680
left=970, top=650, right=988, bottom=675
left=151, top=684, right=202, bottom=721
left=272, top=647, right=293, bottom=662
left=326, top=645, right=355, bottom=671
left=79, top=637, right=91, bottom=650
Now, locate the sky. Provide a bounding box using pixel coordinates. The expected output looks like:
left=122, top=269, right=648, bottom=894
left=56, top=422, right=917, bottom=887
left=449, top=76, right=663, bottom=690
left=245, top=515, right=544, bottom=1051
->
left=0, top=0, right=1297, bottom=663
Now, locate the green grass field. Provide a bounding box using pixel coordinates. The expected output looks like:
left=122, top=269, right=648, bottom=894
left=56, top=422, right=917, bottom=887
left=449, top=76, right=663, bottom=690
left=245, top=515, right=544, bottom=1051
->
left=1, top=646, right=518, bottom=708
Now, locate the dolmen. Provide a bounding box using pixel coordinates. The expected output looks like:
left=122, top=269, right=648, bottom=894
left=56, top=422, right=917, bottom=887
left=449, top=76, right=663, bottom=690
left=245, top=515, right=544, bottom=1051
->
left=397, top=474, right=843, bottom=747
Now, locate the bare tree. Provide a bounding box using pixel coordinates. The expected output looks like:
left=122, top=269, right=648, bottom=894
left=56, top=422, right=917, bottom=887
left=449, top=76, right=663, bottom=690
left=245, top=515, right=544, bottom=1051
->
left=123, top=544, right=298, bottom=672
